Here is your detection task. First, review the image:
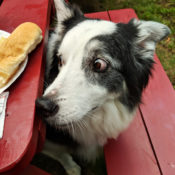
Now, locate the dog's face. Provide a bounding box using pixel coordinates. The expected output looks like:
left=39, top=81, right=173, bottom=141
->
left=44, top=20, right=123, bottom=125
left=36, top=0, right=170, bottom=128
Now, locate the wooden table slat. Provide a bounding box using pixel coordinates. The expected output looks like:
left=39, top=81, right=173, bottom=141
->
left=140, top=55, right=175, bottom=175
left=85, top=11, right=110, bottom=20
left=104, top=111, right=160, bottom=175
left=108, top=9, right=175, bottom=175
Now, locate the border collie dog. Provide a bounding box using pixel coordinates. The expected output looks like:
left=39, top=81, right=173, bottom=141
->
left=36, top=0, right=170, bottom=161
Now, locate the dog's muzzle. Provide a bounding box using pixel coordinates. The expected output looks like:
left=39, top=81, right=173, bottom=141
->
left=35, top=97, right=59, bottom=118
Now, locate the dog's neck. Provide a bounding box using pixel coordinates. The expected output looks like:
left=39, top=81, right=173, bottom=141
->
left=70, top=99, right=136, bottom=159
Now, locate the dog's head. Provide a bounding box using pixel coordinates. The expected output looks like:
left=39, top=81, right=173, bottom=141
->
left=36, top=0, right=170, bottom=128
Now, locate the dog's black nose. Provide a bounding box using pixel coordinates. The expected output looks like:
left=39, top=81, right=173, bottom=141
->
left=35, top=97, right=59, bottom=117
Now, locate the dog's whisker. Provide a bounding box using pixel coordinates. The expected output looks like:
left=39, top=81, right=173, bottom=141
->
left=78, top=120, right=85, bottom=130
left=86, top=113, right=94, bottom=120
left=40, top=77, right=49, bottom=89
left=75, top=121, right=81, bottom=131
left=69, top=121, right=73, bottom=134
left=67, top=122, right=71, bottom=133
left=78, top=119, right=88, bottom=132
left=44, top=81, right=49, bottom=89
left=81, top=120, right=88, bottom=129
left=70, top=121, right=75, bottom=136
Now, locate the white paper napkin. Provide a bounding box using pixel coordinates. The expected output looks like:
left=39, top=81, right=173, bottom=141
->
left=0, top=92, right=9, bottom=139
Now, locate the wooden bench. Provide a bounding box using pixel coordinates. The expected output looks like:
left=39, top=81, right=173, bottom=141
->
left=0, top=1, right=175, bottom=175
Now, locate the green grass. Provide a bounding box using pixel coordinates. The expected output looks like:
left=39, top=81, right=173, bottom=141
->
left=110, top=0, right=175, bottom=88
left=71, top=0, right=175, bottom=88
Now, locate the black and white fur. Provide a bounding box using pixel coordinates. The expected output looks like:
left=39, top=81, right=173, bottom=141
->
left=36, top=0, right=170, bottom=162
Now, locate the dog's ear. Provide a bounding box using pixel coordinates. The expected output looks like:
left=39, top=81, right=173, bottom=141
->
left=118, top=19, right=170, bottom=107
left=54, top=0, right=83, bottom=23
left=130, top=18, right=170, bottom=59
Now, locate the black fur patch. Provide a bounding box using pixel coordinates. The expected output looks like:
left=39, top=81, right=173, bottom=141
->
left=83, top=20, right=154, bottom=110
left=63, top=4, right=86, bottom=33
left=116, top=21, right=154, bottom=109
left=46, top=5, right=86, bottom=86
left=46, top=123, right=80, bottom=149
left=45, top=36, right=60, bottom=87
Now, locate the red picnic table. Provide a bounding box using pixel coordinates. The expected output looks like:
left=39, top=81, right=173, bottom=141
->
left=0, top=0, right=51, bottom=174
left=0, top=0, right=175, bottom=175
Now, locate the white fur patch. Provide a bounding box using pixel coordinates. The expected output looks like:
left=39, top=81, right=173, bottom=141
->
left=58, top=20, right=116, bottom=62
left=54, top=0, right=73, bottom=22
left=45, top=20, right=117, bottom=125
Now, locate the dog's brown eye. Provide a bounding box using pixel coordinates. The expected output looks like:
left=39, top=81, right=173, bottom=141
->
left=93, top=58, right=108, bottom=72
left=57, top=54, right=63, bottom=67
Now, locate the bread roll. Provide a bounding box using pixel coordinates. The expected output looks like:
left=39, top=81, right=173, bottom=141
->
left=0, top=22, right=42, bottom=88
left=0, top=37, right=6, bottom=45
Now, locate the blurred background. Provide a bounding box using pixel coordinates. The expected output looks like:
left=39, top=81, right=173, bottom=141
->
left=70, top=0, right=175, bottom=88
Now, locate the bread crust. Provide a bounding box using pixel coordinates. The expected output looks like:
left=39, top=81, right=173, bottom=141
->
left=0, top=22, right=42, bottom=88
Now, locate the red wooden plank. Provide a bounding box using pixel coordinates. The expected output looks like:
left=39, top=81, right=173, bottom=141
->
left=19, top=165, right=51, bottom=175
left=140, top=55, right=175, bottom=175
left=86, top=10, right=160, bottom=175
left=109, top=9, right=175, bottom=175
left=85, top=11, right=109, bottom=20
left=104, top=112, right=160, bottom=175
left=108, top=9, right=138, bottom=23
left=1, top=119, right=39, bottom=175
left=0, top=0, right=51, bottom=172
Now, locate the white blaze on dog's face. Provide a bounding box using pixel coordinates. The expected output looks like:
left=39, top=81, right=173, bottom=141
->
left=42, top=0, right=170, bottom=129
left=44, top=20, right=118, bottom=125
